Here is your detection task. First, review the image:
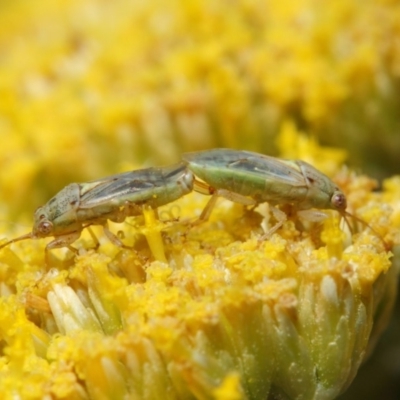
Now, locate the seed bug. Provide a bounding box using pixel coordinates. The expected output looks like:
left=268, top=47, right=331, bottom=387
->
left=0, top=163, right=193, bottom=258
left=182, top=148, right=385, bottom=244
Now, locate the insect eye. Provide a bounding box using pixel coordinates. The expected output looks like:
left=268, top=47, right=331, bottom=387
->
left=331, top=192, right=347, bottom=210
left=39, top=221, right=53, bottom=235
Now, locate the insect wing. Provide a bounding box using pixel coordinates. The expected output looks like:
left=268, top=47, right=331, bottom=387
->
left=227, top=152, right=306, bottom=188
left=184, top=149, right=307, bottom=187
left=78, top=170, right=157, bottom=209
left=184, top=149, right=310, bottom=204
left=78, top=163, right=192, bottom=210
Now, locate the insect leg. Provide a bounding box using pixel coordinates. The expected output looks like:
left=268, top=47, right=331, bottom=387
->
left=190, top=179, right=219, bottom=222
left=193, top=179, right=257, bottom=222
left=199, top=192, right=219, bottom=221
left=102, top=222, right=149, bottom=262
left=45, top=232, right=82, bottom=252
left=102, top=222, right=131, bottom=249
left=86, top=226, right=100, bottom=250
left=44, top=231, right=81, bottom=266
left=259, top=206, right=287, bottom=241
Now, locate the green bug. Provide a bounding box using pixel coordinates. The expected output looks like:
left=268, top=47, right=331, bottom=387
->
left=182, top=148, right=378, bottom=240
left=0, top=163, right=193, bottom=254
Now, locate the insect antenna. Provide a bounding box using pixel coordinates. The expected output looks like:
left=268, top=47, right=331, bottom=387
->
left=341, top=210, right=388, bottom=250
left=0, top=232, right=33, bottom=250
left=340, top=211, right=353, bottom=234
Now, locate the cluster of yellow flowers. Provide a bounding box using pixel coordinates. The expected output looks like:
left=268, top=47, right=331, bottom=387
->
left=0, top=127, right=399, bottom=399
left=1, top=0, right=400, bottom=398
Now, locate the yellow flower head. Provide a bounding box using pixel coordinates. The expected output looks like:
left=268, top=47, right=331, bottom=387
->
left=0, top=131, right=398, bottom=399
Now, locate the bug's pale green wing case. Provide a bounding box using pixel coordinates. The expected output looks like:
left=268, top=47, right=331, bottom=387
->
left=78, top=163, right=191, bottom=209
left=184, top=149, right=308, bottom=203
left=225, top=151, right=309, bottom=203
left=227, top=151, right=306, bottom=186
